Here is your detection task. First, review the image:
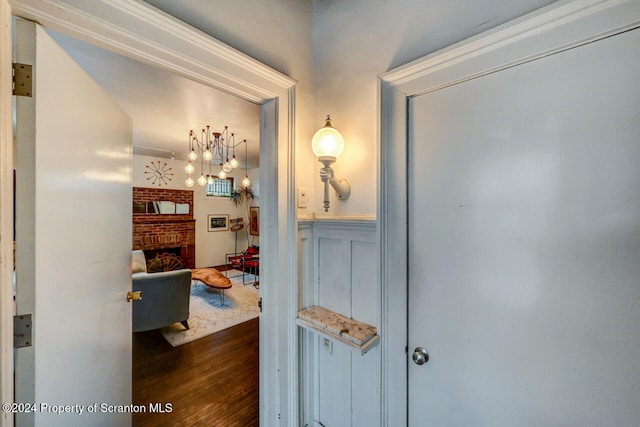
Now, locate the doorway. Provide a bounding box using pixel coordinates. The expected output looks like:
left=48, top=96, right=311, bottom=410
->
left=1, top=1, right=297, bottom=425
left=379, top=2, right=640, bottom=424
left=43, top=26, right=263, bottom=425
left=406, top=26, right=640, bottom=425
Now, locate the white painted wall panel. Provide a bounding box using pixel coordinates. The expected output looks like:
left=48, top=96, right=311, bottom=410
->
left=351, top=241, right=377, bottom=326
left=350, top=240, right=379, bottom=426
left=351, top=344, right=381, bottom=427
left=318, top=340, right=352, bottom=425
left=299, top=220, right=379, bottom=426
left=317, top=238, right=352, bottom=317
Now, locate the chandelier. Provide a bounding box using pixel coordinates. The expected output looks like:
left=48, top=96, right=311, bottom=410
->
left=184, top=125, right=251, bottom=188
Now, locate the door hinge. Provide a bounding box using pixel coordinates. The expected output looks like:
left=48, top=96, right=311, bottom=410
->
left=12, top=63, right=33, bottom=97
left=258, top=297, right=262, bottom=313
left=14, top=314, right=32, bottom=348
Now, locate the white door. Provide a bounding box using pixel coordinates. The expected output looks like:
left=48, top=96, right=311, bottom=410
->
left=408, top=28, right=640, bottom=425
left=14, top=20, right=133, bottom=426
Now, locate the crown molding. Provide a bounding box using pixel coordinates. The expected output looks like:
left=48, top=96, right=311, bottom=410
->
left=381, top=0, right=639, bottom=95
left=10, top=0, right=296, bottom=103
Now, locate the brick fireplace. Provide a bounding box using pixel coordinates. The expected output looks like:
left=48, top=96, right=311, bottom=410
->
left=133, top=187, right=195, bottom=268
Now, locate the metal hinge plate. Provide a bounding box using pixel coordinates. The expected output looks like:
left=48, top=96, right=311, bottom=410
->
left=13, top=63, right=33, bottom=97
left=14, top=314, right=32, bottom=348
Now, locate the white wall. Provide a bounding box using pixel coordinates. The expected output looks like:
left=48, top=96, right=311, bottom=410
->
left=133, top=154, right=259, bottom=267
left=144, top=0, right=554, bottom=216
left=312, top=0, right=556, bottom=215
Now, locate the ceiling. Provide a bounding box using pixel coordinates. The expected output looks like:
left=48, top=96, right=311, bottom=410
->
left=48, top=0, right=558, bottom=170
left=48, top=29, right=262, bottom=168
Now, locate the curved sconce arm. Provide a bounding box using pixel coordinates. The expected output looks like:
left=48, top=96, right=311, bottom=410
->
left=319, top=157, right=350, bottom=212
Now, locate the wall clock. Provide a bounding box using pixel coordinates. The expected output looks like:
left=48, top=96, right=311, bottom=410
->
left=144, top=160, right=174, bottom=186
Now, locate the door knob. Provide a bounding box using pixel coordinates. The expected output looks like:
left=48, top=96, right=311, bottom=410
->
left=127, top=291, right=142, bottom=302
left=412, top=347, right=429, bottom=365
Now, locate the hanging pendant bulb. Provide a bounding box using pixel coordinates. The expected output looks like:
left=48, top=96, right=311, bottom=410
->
left=242, top=176, right=251, bottom=188
left=185, top=126, right=250, bottom=189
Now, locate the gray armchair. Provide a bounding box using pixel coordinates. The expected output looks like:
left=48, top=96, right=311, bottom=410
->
left=131, top=250, right=192, bottom=333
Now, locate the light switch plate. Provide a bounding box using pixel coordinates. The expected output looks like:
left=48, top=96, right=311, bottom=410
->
left=297, top=187, right=309, bottom=208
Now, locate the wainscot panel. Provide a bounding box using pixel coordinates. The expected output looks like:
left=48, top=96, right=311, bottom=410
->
left=298, top=218, right=379, bottom=427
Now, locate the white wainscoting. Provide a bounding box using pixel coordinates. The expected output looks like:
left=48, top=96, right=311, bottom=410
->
left=298, top=218, right=379, bottom=427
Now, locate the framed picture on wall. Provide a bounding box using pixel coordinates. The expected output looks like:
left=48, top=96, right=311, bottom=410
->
left=207, top=214, right=229, bottom=232
left=249, top=206, right=260, bottom=236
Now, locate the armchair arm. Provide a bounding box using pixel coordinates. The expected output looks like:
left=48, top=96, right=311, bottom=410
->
left=132, top=269, right=192, bottom=332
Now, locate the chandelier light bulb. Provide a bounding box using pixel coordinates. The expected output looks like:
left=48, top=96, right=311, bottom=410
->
left=185, top=125, right=249, bottom=189
left=242, top=176, right=251, bottom=188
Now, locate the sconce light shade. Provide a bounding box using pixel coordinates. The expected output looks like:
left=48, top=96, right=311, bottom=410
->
left=311, top=116, right=344, bottom=159
left=312, top=115, right=350, bottom=212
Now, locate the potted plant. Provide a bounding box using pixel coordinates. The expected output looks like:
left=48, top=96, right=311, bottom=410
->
left=229, top=186, right=255, bottom=208
left=229, top=185, right=256, bottom=245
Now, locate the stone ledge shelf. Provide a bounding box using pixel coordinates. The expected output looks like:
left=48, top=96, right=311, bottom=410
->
left=296, top=306, right=380, bottom=355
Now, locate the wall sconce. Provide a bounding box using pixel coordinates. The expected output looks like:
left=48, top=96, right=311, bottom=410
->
left=311, top=115, right=350, bottom=212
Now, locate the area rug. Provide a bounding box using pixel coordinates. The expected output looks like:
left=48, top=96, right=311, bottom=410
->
left=160, top=270, right=259, bottom=347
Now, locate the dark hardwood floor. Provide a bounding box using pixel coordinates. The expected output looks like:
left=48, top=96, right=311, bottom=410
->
left=132, top=318, right=259, bottom=427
